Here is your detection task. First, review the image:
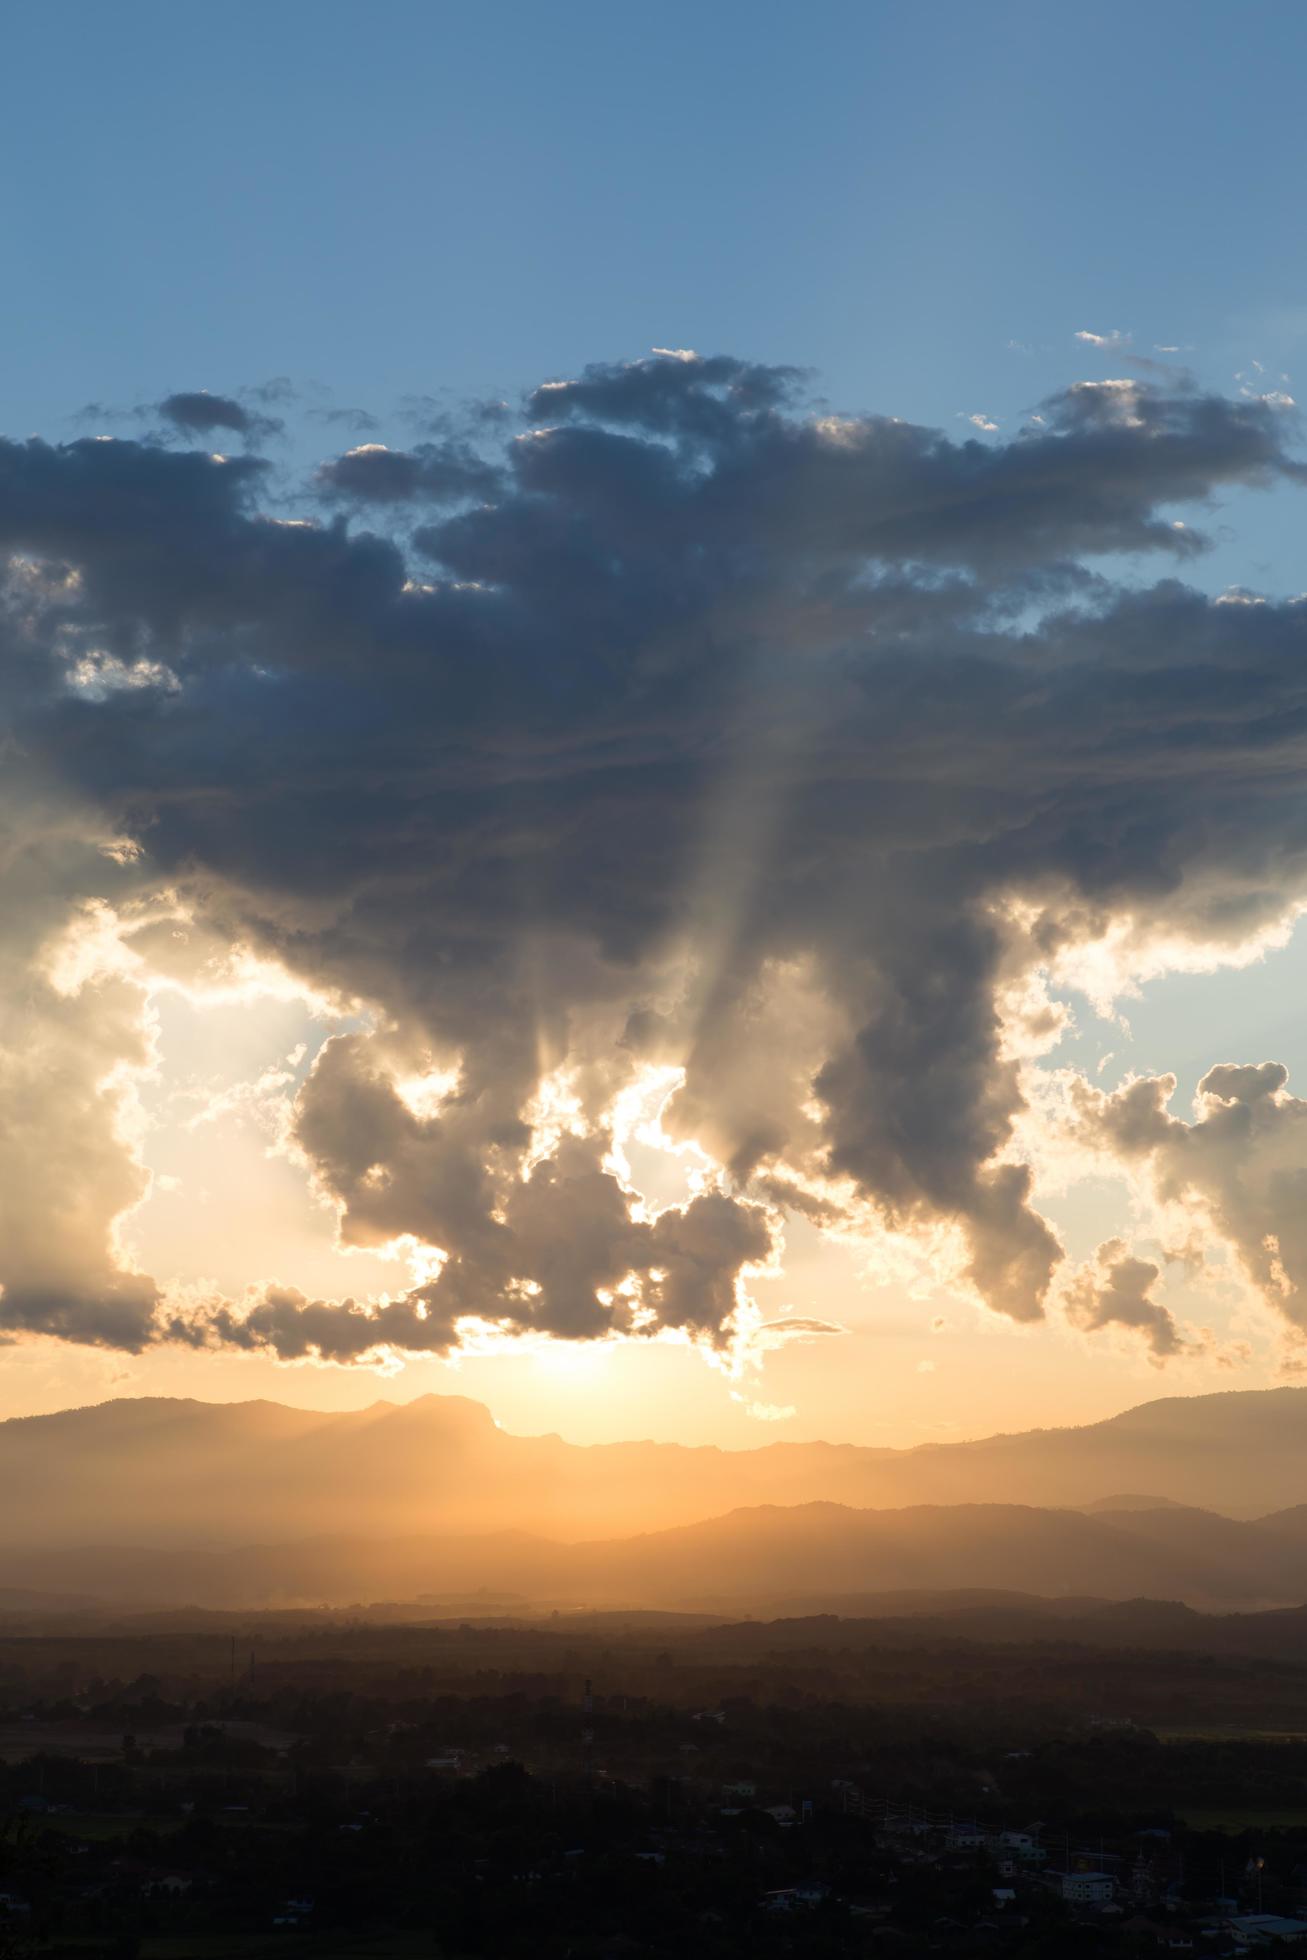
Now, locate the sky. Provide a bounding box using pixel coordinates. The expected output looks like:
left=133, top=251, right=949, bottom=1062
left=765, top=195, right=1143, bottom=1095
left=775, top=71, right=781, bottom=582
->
left=4, top=0, right=1307, bottom=1448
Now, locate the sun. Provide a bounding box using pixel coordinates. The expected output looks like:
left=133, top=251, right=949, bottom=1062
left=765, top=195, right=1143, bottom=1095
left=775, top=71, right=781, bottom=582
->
left=531, top=1339, right=613, bottom=1384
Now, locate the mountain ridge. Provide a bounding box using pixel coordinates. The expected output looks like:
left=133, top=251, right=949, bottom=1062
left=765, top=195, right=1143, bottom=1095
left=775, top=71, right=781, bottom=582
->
left=4, top=1382, right=1307, bottom=1554
left=3, top=1494, right=1307, bottom=1615
left=16, top=1378, right=1307, bottom=1449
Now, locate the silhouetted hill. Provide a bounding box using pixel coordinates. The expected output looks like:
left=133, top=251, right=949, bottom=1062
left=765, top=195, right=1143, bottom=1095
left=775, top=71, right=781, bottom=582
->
left=5, top=1383, right=1307, bottom=1551
left=1252, top=1504, right=1307, bottom=1538
left=568, top=1499, right=1300, bottom=1614
left=3, top=1495, right=1305, bottom=1612
left=1080, top=1493, right=1189, bottom=1512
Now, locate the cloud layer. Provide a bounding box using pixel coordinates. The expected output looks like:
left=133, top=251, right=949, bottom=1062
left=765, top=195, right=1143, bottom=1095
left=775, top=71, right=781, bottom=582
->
left=2, top=351, right=1307, bottom=1367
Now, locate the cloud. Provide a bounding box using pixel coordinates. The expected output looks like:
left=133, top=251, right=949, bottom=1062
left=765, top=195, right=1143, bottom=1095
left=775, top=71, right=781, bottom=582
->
left=1065, top=1238, right=1185, bottom=1360
left=1234, top=363, right=1297, bottom=412
left=1074, top=1063, right=1307, bottom=1337
left=1075, top=328, right=1132, bottom=351
left=155, top=1026, right=771, bottom=1358
left=1, top=354, right=1306, bottom=1365
left=0, top=837, right=159, bottom=1352
left=748, top=1315, right=845, bottom=1351
left=310, top=405, right=382, bottom=434
left=315, top=441, right=502, bottom=506
left=173, top=1134, right=775, bottom=1360
left=157, top=391, right=283, bottom=442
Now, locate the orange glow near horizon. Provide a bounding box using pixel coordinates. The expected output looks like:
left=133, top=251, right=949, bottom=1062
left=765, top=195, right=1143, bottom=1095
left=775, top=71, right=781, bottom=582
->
left=0, top=900, right=1295, bottom=1450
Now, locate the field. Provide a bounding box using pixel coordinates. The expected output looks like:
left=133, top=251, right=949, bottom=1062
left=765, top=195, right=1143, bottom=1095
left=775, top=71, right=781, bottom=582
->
left=0, top=1722, right=132, bottom=1764
left=137, top=1938, right=434, bottom=1958
left=1180, top=1806, right=1307, bottom=1832
left=41, top=1940, right=433, bottom=1959
left=1157, top=1726, right=1307, bottom=1743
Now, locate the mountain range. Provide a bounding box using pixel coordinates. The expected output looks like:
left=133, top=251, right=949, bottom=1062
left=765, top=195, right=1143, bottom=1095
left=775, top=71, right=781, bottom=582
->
left=4, top=1381, right=1307, bottom=1552
left=8, top=1495, right=1307, bottom=1614
left=5, top=1384, right=1307, bottom=1613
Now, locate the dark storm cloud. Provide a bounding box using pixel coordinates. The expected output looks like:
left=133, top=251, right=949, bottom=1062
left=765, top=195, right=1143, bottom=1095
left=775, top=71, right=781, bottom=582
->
left=527, top=352, right=807, bottom=442
left=315, top=440, right=502, bottom=506
left=177, top=1159, right=773, bottom=1363
left=157, top=391, right=283, bottom=441
left=522, top=355, right=1300, bottom=570
left=3, top=350, right=1307, bottom=1361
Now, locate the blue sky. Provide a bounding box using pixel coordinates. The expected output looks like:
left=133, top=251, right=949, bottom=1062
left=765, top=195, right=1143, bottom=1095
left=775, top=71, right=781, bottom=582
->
left=7, top=0, right=1307, bottom=593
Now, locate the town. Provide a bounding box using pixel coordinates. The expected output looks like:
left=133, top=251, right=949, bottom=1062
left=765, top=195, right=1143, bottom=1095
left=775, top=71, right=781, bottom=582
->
left=4, top=1614, right=1307, bottom=1954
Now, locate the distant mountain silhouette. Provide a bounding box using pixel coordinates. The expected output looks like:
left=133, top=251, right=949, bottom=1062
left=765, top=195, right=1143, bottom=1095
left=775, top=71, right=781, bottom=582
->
left=3, top=1495, right=1306, bottom=1613
left=1079, top=1493, right=1189, bottom=1513
left=5, top=1383, right=1307, bottom=1554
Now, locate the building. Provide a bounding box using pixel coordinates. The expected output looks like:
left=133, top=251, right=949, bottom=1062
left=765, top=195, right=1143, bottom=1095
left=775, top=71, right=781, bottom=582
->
left=761, top=1883, right=828, bottom=1911
left=1225, top=1916, right=1307, bottom=1948
left=1053, top=1871, right=1116, bottom=1906
left=996, top=1830, right=1047, bottom=1864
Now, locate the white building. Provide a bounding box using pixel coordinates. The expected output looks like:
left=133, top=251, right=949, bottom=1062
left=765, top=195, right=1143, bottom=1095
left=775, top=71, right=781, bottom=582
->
left=1056, top=1871, right=1116, bottom=1906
